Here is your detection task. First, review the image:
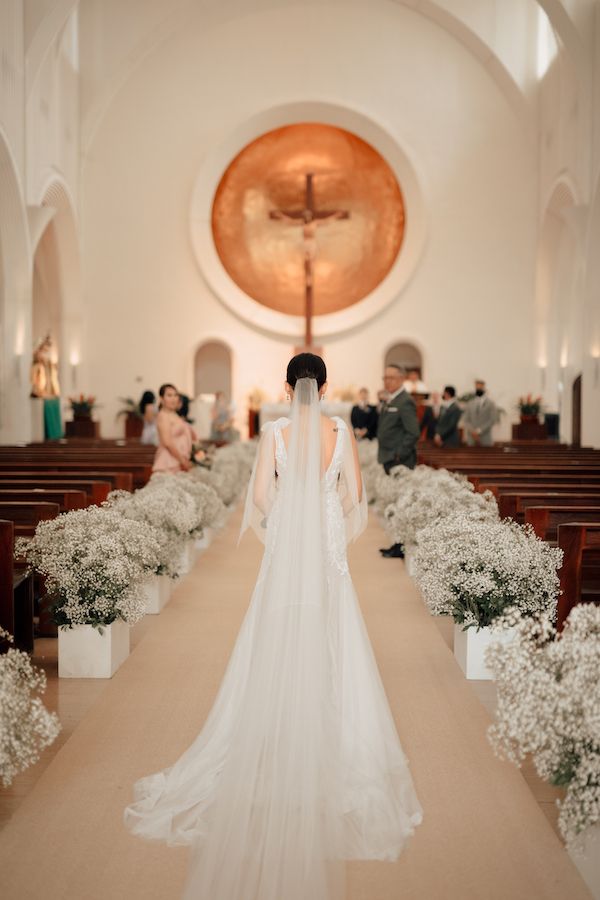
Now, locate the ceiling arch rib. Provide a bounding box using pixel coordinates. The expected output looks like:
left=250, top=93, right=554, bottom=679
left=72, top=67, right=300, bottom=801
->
left=80, top=0, right=533, bottom=155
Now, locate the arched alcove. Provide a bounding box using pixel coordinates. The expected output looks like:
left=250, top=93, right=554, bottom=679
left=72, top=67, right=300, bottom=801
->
left=32, top=219, right=62, bottom=354
left=535, top=178, right=584, bottom=443
left=384, top=342, right=423, bottom=376
left=34, top=178, right=83, bottom=393
left=194, top=340, right=233, bottom=399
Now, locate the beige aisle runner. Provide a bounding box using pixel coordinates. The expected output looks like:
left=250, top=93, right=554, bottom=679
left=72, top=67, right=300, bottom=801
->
left=0, top=509, right=590, bottom=900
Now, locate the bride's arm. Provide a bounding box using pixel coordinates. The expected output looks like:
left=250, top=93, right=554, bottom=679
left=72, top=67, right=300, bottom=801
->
left=347, top=427, right=363, bottom=503
left=252, top=425, right=277, bottom=516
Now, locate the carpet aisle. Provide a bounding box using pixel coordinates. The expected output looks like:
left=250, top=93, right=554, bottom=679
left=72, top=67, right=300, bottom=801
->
left=0, top=509, right=590, bottom=900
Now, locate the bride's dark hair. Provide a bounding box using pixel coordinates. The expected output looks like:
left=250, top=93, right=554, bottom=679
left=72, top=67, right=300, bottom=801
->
left=286, top=353, right=327, bottom=389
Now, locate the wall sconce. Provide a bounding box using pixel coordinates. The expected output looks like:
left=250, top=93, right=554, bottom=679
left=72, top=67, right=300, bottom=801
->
left=69, top=350, right=80, bottom=390
left=14, top=353, right=23, bottom=384
left=592, top=348, right=600, bottom=388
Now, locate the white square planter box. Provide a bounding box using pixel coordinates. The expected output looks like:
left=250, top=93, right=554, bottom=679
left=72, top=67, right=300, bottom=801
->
left=177, top=539, right=197, bottom=576
left=453, top=623, right=515, bottom=680
left=142, top=575, right=171, bottom=615
left=58, top=619, right=130, bottom=678
left=568, top=825, right=600, bottom=899
left=195, top=526, right=214, bottom=551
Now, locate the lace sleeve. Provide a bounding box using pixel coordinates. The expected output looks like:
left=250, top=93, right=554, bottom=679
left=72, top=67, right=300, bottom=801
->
left=239, top=422, right=276, bottom=544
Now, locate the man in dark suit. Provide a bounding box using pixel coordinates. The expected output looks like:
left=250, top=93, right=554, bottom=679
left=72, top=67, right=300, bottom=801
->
left=420, top=391, right=441, bottom=440
left=351, top=387, right=378, bottom=441
left=377, top=364, right=420, bottom=558
left=434, top=386, right=462, bottom=448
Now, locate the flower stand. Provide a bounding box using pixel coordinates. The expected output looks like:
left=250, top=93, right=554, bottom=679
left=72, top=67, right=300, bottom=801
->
left=453, top=624, right=515, bottom=680
left=178, top=539, right=198, bottom=576
left=404, top=546, right=416, bottom=577
left=142, top=575, right=172, bottom=615
left=568, top=825, right=600, bottom=899
left=195, top=527, right=214, bottom=551
left=58, top=619, right=130, bottom=678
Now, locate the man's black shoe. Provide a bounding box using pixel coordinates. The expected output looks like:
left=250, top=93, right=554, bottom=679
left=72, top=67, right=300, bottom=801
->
left=381, top=543, right=405, bottom=559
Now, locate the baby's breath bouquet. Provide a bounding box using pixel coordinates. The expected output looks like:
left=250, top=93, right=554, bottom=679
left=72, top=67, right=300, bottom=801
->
left=373, top=464, right=410, bottom=514
left=357, top=440, right=382, bottom=504
left=414, top=515, right=561, bottom=629
left=383, top=465, right=499, bottom=548
left=487, top=606, right=600, bottom=849
left=18, top=505, right=161, bottom=629
left=172, top=473, right=225, bottom=532
left=0, top=628, right=60, bottom=786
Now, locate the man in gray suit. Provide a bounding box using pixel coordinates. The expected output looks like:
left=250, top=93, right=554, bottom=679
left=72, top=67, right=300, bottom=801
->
left=377, top=364, right=420, bottom=557
left=462, top=379, right=497, bottom=447
left=434, top=386, right=462, bottom=448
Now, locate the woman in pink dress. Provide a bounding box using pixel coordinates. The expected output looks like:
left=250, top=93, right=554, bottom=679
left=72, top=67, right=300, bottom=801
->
left=153, top=383, right=197, bottom=474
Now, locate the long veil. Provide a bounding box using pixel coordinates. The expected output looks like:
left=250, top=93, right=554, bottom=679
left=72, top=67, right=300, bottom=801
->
left=183, top=378, right=345, bottom=900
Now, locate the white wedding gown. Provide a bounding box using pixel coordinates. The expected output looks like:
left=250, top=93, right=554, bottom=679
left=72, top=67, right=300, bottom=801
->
left=124, top=382, right=422, bottom=900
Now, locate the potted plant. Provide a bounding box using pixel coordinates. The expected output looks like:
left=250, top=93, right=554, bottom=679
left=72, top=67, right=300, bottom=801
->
left=382, top=465, right=499, bottom=574
left=487, top=605, right=600, bottom=898
left=69, top=394, right=97, bottom=420
left=0, top=627, right=60, bottom=786
left=413, top=515, right=562, bottom=678
left=16, top=506, right=161, bottom=677
left=116, top=396, right=144, bottom=439
left=518, top=394, right=543, bottom=423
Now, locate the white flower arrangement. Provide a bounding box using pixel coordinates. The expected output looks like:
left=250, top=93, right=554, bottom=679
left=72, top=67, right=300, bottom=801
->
left=0, top=628, right=60, bottom=786
left=171, top=473, right=225, bottom=531
left=17, top=506, right=161, bottom=629
left=372, top=464, right=410, bottom=514
left=356, top=441, right=382, bottom=505
left=383, top=465, right=499, bottom=548
left=413, top=515, right=562, bottom=629
left=105, top=488, right=186, bottom=580
left=486, top=605, right=600, bottom=849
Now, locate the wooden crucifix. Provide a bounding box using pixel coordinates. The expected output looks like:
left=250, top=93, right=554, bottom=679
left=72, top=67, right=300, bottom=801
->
left=269, top=172, right=350, bottom=349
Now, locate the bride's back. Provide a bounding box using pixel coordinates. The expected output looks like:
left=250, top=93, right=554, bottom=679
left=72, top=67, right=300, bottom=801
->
left=280, top=415, right=339, bottom=474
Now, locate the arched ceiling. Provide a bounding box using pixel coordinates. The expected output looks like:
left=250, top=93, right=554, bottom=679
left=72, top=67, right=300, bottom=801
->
left=61, top=0, right=591, bottom=154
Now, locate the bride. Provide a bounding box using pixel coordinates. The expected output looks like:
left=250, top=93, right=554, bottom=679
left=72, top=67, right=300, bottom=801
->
left=124, top=353, right=422, bottom=899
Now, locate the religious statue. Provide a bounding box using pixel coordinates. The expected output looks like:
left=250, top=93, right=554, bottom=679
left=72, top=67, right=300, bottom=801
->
left=30, top=334, right=61, bottom=398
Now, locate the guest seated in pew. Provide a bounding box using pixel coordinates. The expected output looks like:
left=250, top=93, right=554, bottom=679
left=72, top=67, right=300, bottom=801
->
left=420, top=391, right=441, bottom=441
left=434, top=386, right=462, bottom=448
left=462, top=379, right=498, bottom=447
left=153, top=384, right=197, bottom=473
left=139, top=390, right=158, bottom=446
left=351, top=388, right=378, bottom=441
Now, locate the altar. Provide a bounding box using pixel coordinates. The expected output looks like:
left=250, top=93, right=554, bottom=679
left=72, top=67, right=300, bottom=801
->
left=260, top=401, right=353, bottom=430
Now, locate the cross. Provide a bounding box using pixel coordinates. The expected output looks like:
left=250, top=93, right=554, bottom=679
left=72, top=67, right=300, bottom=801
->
left=269, top=172, right=350, bottom=348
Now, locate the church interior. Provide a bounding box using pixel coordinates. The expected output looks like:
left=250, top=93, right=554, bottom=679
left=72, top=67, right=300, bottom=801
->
left=1, top=2, right=600, bottom=899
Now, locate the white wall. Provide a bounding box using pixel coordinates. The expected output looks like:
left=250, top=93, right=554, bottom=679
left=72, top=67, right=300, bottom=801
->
left=80, top=1, right=537, bottom=439
left=536, top=0, right=600, bottom=445
left=0, top=0, right=82, bottom=442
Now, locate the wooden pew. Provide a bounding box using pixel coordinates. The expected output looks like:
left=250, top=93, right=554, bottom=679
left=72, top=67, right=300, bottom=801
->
left=0, top=478, right=110, bottom=504
left=525, top=506, right=600, bottom=542
left=0, top=458, right=150, bottom=489
left=0, top=489, right=87, bottom=512
left=557, top=522, right=600, bottom=629
left=0, top=501, right=60, bottom=537
left=0, top=467, right=132, bottom=491
left=0, top=519, right=34, bottom=653
left=471, top=473, right=600, bottom=491
left=498, top=491, right=600, bottom=522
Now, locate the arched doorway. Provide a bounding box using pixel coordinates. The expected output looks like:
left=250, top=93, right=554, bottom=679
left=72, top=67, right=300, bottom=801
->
left=572, top=374, right=582, bottom=448
left=384, top=341, right=423, bottom=377
left=194, top=340, right=232, bottom=399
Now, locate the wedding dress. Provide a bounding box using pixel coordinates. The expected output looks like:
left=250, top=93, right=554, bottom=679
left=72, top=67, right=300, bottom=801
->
left=124, top=378, right=422, bottom=900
